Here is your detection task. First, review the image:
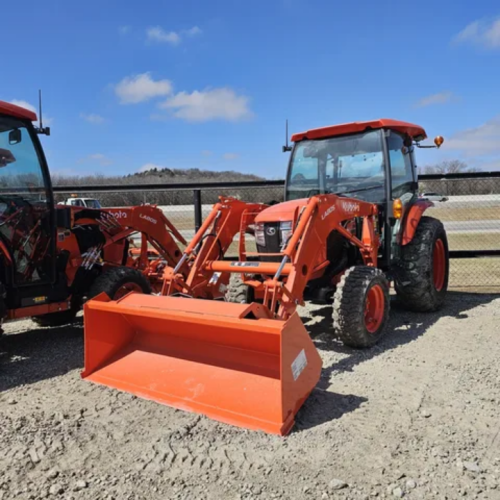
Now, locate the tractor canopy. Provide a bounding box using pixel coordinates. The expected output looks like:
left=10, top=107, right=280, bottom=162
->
left=0, top=100, right=37, bottom=122
left=291, top=119, right=427, bottom=143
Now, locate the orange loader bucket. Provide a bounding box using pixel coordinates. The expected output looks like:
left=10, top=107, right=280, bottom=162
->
left=82, top=294, right=322, bottom=435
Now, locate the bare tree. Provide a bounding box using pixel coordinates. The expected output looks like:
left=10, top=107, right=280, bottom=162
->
left=422, top=160, right=477, bottom=175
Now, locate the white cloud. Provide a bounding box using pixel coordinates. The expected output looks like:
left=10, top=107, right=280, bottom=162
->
left=146, top=26, right=202, bottom=45
left=115, top=72, right=173, bottom=104
left=415, top=91, right=456, bottom=108
left=453, top=17, right=500, bottom=49
left=10, top=99, right=36, bottom=114
left=223, top=152, right=239, bottom=160
left=119, top=25, right=131, bottom=35
left=159, top=87, right=253, bottom=122
left=80, top=113, right=105, bottom=124
left=79, top=153, right=113, bottom=166
left=146, top=27, right=181, bottom=45
left=184, top=26, right=202, bottom=37
left=138, top=163, right=165, bottom=173
left=10, top=100, right=53, bottom=125
left=446, top=116, right=500, bottom=157
left=201, top=150, right=213, bottom=157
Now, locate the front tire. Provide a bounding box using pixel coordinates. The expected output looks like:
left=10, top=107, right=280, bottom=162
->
left=89, top=267, right=152, bottom=300
left=225, top=274, right=254, bottom=303
left=333, top=266, right=390, bottom=348
left=395, top=216, right=449, bottom=312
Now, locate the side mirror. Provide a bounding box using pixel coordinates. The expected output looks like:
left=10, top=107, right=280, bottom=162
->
left=403, top=135, right=413, bottom=148
left=9, top=129, right=21, bottom=145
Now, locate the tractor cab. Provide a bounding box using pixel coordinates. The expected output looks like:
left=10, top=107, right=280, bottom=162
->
left=0, top=101, right=57, bottom=294
left=285, top=119, right=431, bottom=205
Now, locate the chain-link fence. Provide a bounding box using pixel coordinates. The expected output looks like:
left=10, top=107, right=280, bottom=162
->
left=420, top=175, right=500, bottom=290
left=54, top=173, right=500, bottom=291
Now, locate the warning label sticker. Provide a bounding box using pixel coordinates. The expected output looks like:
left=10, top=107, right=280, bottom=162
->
left=230, top=262, right=260, bottom=267
left=291, top=349, right=307, bottom=381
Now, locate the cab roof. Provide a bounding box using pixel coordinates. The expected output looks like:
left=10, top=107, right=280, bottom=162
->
left=0, top=100, right=37, bottom=122
left=291, top=119, right=427, bottom=142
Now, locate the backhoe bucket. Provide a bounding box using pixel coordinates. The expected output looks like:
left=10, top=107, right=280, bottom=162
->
left=82, top=294, right=322, bottom=435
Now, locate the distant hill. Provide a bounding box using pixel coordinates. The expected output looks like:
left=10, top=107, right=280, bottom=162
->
left=51, top=168, right=273, bottom=207
left=128, top=167, right=263, bottom=183
left=52, top=167, right=263, bottom=187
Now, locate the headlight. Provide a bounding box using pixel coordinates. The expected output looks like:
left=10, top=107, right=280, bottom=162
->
left=280, top=221, right=293, bottom=247
left=255, top=222, right=266, bottom=246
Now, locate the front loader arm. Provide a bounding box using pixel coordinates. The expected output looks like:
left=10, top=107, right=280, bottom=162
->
left=160, top=194, right=379, bottom=320
left=162, top=197, right=268, bottom=298
left=102, top=205, right=186, bottom=272
left=273, top=195, right=379, bottom=318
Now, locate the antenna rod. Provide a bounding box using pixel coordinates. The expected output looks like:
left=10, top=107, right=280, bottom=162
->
left=35, top=90, right=50, bottom=136
left=282, top=118, right=292, bottom=152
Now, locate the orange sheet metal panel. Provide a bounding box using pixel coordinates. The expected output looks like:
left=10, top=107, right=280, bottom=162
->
left=82, top=294, right=322, bottom=435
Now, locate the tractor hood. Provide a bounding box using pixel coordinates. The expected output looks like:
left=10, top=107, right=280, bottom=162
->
left=255, top=199, right=309, bottom=223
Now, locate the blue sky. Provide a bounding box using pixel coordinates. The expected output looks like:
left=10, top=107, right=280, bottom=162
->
left=2, top=0, right=500, bottom=177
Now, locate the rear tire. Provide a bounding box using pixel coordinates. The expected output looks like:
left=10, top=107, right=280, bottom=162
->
left=333, top=266, right=390, bottom=348
left=89, top=267, right=152, bottom=300
left=395, top=216, right=449, bottom=312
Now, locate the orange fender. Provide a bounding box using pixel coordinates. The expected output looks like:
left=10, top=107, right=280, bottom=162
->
left=401, top=200, right=433, bottom=246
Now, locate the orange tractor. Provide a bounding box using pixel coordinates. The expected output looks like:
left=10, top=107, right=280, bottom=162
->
left=0, top=100, right=186, bottom=329
left=82, top=119, right=449, bottom=435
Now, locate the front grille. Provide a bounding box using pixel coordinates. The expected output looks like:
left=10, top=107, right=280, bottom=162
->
left=256, top=222, right=282, bottom=263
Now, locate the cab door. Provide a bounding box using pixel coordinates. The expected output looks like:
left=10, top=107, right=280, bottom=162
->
left=385, top=130, right=417, bottom=262
left=0, top=114, right=55, bottom=286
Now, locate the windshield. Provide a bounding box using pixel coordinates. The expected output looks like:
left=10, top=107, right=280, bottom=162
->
left=85, top=199, right=101, bottom=209
left=0, top=117, right=47, bottom=198
left=286, top=130, right=385, bottom=202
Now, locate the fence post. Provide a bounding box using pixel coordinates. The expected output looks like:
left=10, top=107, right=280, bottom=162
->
left=193, top=189, right=202, bottom=231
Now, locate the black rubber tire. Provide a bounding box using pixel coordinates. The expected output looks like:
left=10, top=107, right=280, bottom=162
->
left=395, top=216, right=449, bottom=312
left=32, top=307, right=79, bottom=328
left=88, top=267, right=152, bottom=300
left=333, top=266, right=390, bottom=348
left=225, top=274, right=254, bottom=303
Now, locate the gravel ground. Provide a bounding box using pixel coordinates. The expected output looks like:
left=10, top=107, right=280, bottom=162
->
left=1, top=291, right=500, bottom=500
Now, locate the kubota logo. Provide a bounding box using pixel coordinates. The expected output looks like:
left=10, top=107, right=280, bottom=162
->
left=341, top=201, right=360, bottom=213
left=321, top=205, right=336, bottom=220
left=140, top=214, right=157, bottom=225
left=109, top=210, right=127, bottom=219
